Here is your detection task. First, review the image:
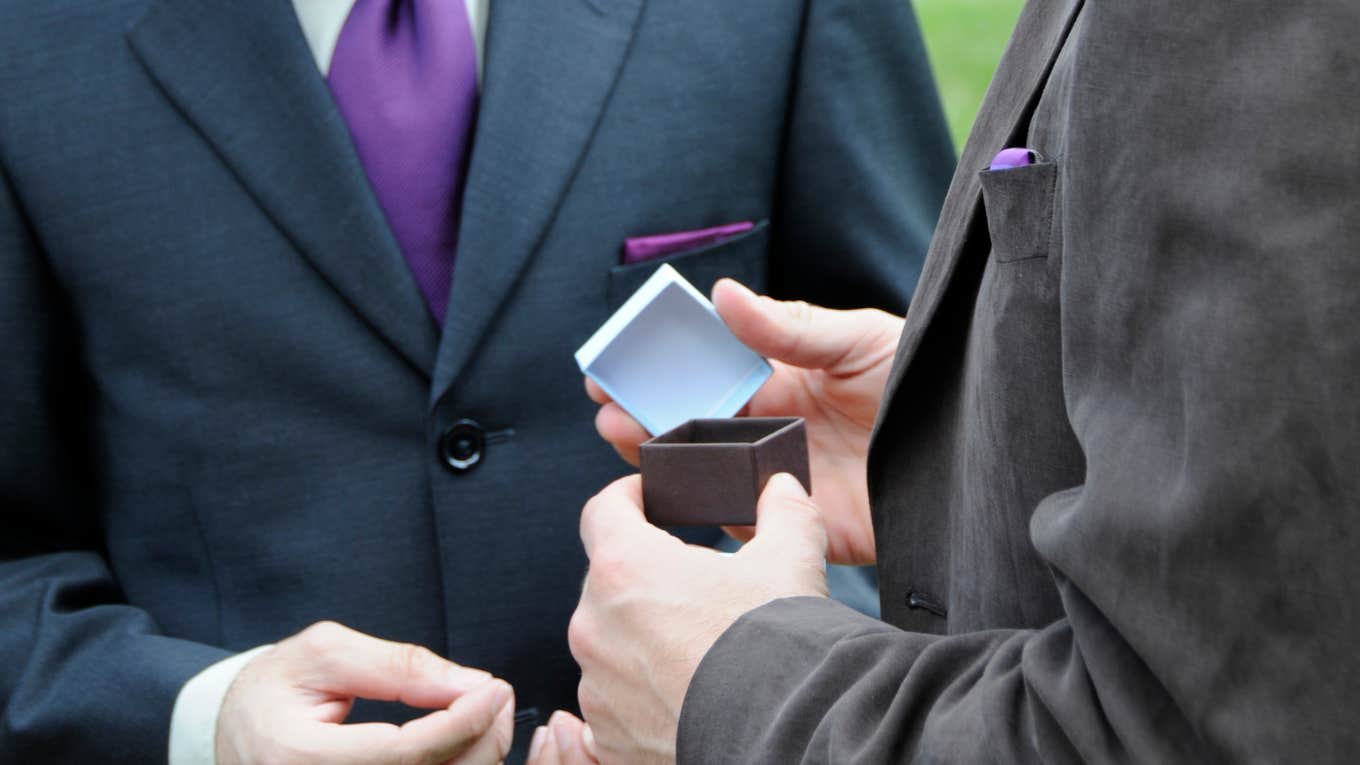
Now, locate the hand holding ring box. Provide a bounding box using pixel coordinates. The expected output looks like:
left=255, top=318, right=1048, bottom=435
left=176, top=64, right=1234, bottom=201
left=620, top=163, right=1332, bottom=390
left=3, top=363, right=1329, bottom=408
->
left=575, top=265, right=812, bottom=526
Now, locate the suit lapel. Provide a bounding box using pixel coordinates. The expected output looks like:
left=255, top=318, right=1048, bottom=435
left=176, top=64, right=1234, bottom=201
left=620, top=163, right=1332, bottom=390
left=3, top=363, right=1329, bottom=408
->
left=876, top=0, right=1083, bottom=416
left=429, top=0, right=645, bottom=405
left=128, top=0, right=439, bottom=377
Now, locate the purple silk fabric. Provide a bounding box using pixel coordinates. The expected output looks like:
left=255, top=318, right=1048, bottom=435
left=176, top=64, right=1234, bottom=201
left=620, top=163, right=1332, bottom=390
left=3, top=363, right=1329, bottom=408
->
left=327, top=0, right=479, bottom=327
left=989, top=147, right=1035, bottom=171
left=623, top=221, right=756, bottom=265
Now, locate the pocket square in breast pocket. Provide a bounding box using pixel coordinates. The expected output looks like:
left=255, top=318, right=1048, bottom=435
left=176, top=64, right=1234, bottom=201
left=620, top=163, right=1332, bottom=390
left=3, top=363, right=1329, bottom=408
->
left=978, top=159, right=1057, bottom=263
left=622, top=221, right=755, bottom=264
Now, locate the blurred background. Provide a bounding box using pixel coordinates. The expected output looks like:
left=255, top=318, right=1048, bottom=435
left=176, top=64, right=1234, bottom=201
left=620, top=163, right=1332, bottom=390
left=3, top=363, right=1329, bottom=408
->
left=916, top=0, right=1026, bottom=148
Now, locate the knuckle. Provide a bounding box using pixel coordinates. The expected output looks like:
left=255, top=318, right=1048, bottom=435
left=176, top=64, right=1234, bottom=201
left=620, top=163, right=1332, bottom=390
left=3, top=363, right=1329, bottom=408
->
left=789, top=299, right=814, bottom=330
left=580, top=495, right=607, bottom=528
left=300, top=620, right=343, bottom=642
left=780, top=300, right=814, bottom=355
left=577, top=680, right=601, bottom=721
left=566, top=610, right=595, bottom=661
left=596, top=476, right=633, bottom=502
left=586, top=555, right=631, bottom=592
left=391, top=642, right=437, bottom=680
left=582, top=486, right=627, bottom=526
left=297, top=620, right=346, bottom=655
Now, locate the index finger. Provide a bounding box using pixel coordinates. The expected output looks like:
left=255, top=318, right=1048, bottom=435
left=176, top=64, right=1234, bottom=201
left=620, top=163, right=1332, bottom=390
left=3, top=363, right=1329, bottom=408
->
left=308, top=679, right=514, bottom=765
left=289, top=622, right=489, bottom=709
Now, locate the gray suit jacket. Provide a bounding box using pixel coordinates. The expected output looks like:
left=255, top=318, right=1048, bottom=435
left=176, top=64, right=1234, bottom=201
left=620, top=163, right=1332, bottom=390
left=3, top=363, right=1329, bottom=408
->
left=0, top=0, right=954, bottom=760
left=681, top=1, right=1360, bottom=761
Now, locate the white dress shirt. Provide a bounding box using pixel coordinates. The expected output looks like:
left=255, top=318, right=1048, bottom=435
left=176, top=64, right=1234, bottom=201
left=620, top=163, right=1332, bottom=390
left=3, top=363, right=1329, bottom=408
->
left=167, top=3, right=488, bottom=763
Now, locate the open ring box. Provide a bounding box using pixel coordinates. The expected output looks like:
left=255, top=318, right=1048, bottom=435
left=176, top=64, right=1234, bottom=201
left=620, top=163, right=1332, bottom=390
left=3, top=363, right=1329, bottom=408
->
left=575, top=264, right=811, bottom=526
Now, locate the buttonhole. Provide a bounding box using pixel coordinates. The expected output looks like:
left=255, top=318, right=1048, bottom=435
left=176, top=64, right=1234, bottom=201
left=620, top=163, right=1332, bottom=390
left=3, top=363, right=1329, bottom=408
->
left=907, top=591, right=947, bottom=618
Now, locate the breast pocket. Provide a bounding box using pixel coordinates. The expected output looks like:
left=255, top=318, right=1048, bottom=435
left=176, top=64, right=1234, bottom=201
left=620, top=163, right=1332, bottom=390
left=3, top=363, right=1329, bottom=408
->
left=607, top=220, right=770, bottom=311
left=962, top=158, right=1079, bottom=629
left=978, top=161, right=1058, bottom=263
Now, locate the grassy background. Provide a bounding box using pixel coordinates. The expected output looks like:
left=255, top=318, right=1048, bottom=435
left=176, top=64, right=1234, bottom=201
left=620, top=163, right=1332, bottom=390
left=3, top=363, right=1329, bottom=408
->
left=915, top=0, right=1026, bottom=148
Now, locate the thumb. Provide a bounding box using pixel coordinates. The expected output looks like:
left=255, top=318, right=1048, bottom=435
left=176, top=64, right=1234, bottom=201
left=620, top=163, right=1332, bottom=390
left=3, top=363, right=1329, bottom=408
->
left=712, top=279, right=893, bottom=373
left=749, top=473, right=827, bottom=566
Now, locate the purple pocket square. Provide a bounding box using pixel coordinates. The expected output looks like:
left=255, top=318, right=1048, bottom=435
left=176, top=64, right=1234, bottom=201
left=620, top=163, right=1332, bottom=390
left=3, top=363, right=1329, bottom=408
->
left=989, top=147, right=1037, bottom=171
left=623, top=221, right=756, bottom=265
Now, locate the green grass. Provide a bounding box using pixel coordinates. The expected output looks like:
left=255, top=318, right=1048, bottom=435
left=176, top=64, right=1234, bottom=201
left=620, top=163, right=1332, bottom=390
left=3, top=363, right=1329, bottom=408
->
left=915, top=0, right=1026, bottom=148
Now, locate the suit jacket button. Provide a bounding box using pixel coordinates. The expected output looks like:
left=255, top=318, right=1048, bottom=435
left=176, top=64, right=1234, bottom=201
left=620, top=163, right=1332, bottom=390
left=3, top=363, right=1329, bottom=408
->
left=440, top=420, right=485, bottom=473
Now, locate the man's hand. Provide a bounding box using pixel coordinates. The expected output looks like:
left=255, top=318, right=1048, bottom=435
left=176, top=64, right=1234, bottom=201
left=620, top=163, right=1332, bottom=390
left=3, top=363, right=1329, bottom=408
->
left=216, top=622, right=515, bottom=765
left=587, top=279, right=902, bottom=565
left=569, top=474, right=829, bottom=764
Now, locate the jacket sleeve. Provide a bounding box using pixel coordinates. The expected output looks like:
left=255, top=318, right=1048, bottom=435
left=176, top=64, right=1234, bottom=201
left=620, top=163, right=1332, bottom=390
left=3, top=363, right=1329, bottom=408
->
left=0, top=158, right=230, bottom=761
left=678, top=2, right=1360, bottom=762
left=770, top=0, right=955, bottom=314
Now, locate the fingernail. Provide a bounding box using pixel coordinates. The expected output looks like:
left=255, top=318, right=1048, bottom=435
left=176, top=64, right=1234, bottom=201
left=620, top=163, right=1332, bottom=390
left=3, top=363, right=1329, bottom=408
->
left=488, top=680, right=513, bottom=710
left=551, top=712, right=577, bottom=754
left=528, top=726, right=549, bottom=760
left=446, top=665, right=493, bottom=692
left=767, top=472, right=808, bottom=497
left=713, top=278, right=754, bottom=303
left=711, top=278, right=735, bottom=299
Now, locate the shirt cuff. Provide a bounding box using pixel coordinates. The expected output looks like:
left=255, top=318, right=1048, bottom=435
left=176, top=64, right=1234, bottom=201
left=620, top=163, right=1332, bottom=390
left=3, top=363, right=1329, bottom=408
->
left=168, top=645, right=274, bottom=765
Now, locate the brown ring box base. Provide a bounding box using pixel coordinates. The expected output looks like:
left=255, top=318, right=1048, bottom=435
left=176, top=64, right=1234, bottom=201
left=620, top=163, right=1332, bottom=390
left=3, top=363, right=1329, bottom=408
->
left=639, top=417, right=811, bottom=527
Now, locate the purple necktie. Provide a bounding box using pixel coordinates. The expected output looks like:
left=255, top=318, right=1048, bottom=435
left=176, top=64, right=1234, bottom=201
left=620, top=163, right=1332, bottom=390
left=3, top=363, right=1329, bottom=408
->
left=327, top=0, right=479, bottom=327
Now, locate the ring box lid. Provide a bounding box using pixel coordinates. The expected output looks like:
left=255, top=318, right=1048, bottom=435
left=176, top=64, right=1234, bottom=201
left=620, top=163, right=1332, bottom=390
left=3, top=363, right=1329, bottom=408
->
left=640, top=417, right=811, bottom=527
left=574, top=264, right=773, bottom=436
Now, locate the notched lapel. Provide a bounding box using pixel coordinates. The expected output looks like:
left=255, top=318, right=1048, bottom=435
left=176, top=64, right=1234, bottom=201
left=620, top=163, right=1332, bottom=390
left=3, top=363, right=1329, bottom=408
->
left=430, top=0, right=646, bottom=405
left=127, top=0, right=439, bottom=377
left=874, top=0, right=1083, bottom=422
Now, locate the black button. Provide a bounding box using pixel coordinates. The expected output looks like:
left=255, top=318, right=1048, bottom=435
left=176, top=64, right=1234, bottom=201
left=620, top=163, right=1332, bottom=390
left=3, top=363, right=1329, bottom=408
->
left=440, top=420, right=485, bottom=473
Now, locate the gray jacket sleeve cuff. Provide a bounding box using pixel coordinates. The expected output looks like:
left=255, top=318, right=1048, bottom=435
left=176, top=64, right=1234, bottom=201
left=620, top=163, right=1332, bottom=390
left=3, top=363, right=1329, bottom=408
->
left=676, top=596, right=912, bottom=764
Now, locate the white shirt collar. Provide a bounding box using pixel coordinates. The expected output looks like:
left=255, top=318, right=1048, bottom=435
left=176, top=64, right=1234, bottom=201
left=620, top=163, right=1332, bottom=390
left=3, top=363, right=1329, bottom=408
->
left=291, top=0, right=489, bottom=79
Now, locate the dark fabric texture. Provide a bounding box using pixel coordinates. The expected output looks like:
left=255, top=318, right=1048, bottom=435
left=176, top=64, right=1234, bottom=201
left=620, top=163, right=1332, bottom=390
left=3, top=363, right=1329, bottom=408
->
left=0, top=0, right=954, bottom=761
left=681, top=0, right=1360, bottom=762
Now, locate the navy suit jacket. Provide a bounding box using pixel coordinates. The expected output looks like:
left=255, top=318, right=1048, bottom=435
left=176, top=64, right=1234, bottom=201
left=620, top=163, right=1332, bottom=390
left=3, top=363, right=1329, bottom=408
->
left=0, top=0, right=953, bottom=760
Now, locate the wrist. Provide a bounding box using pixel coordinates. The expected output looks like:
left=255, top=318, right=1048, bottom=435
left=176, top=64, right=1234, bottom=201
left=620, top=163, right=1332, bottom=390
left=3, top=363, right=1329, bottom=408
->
left=169, top=645, right=273, bottom=765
